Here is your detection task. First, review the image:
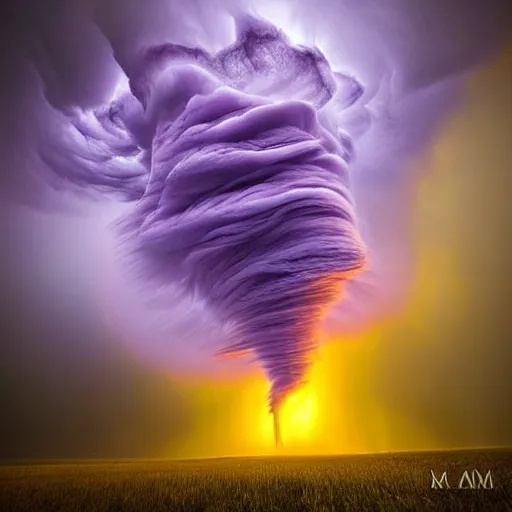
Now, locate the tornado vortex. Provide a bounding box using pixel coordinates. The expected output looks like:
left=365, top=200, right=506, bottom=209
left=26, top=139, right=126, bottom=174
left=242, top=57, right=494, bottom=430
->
left=41, top=15, right=368, bottom=410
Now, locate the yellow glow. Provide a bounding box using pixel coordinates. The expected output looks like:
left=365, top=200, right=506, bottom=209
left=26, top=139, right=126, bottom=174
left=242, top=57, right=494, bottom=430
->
left=280, top=385, right=317, bottom=443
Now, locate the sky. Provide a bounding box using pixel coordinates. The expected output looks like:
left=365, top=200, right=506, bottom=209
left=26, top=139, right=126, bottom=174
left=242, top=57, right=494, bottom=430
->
left=0, top=0, right=511, bottom=459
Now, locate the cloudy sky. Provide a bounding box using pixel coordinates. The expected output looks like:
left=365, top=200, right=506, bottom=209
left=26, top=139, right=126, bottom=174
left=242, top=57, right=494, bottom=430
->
left=0, top=0, right=510, bottom=458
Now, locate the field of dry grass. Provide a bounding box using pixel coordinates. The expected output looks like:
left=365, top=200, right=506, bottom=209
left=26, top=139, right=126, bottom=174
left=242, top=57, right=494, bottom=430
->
left=0, top=449, right=511, bottom=511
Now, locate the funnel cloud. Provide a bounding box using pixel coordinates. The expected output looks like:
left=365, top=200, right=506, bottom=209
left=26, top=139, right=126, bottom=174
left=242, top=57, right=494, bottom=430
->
left=25, top=16, right=367, bottom=409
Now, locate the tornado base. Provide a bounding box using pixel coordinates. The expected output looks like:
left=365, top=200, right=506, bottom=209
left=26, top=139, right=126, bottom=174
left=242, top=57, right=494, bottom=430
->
left=273, top=408, right=283, bottom=448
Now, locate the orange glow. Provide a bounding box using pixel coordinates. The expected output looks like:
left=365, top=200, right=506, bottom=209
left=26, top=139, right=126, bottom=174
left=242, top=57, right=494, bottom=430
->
left=216, top=349, right=253, bottom=360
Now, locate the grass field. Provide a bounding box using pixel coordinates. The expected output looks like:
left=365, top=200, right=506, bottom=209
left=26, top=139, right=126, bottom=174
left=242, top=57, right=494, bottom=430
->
left=0, top=449, right=511, bottom=511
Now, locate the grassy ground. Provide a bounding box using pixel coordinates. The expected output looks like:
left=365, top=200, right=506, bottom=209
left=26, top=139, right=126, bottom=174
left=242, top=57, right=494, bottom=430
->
left=0, top=449, right=511, bottom=511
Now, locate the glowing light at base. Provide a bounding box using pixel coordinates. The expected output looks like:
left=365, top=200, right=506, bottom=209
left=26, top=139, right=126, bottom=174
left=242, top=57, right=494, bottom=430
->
left=164, top=326, right=436, bottom=459
left=252, top=381, right=319, bottom=451
left=279, top=386, right=317, bottom=444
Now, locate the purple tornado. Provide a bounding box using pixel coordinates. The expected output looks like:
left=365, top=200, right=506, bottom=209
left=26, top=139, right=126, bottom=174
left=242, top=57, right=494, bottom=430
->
left=37, top=16, right=367, bottom=416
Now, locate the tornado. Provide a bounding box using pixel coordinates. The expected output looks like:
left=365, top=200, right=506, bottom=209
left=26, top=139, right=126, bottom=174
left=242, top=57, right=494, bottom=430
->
left=114, top=17, right=367, bottom=412
left=21, top=15, right=367, bottom=413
